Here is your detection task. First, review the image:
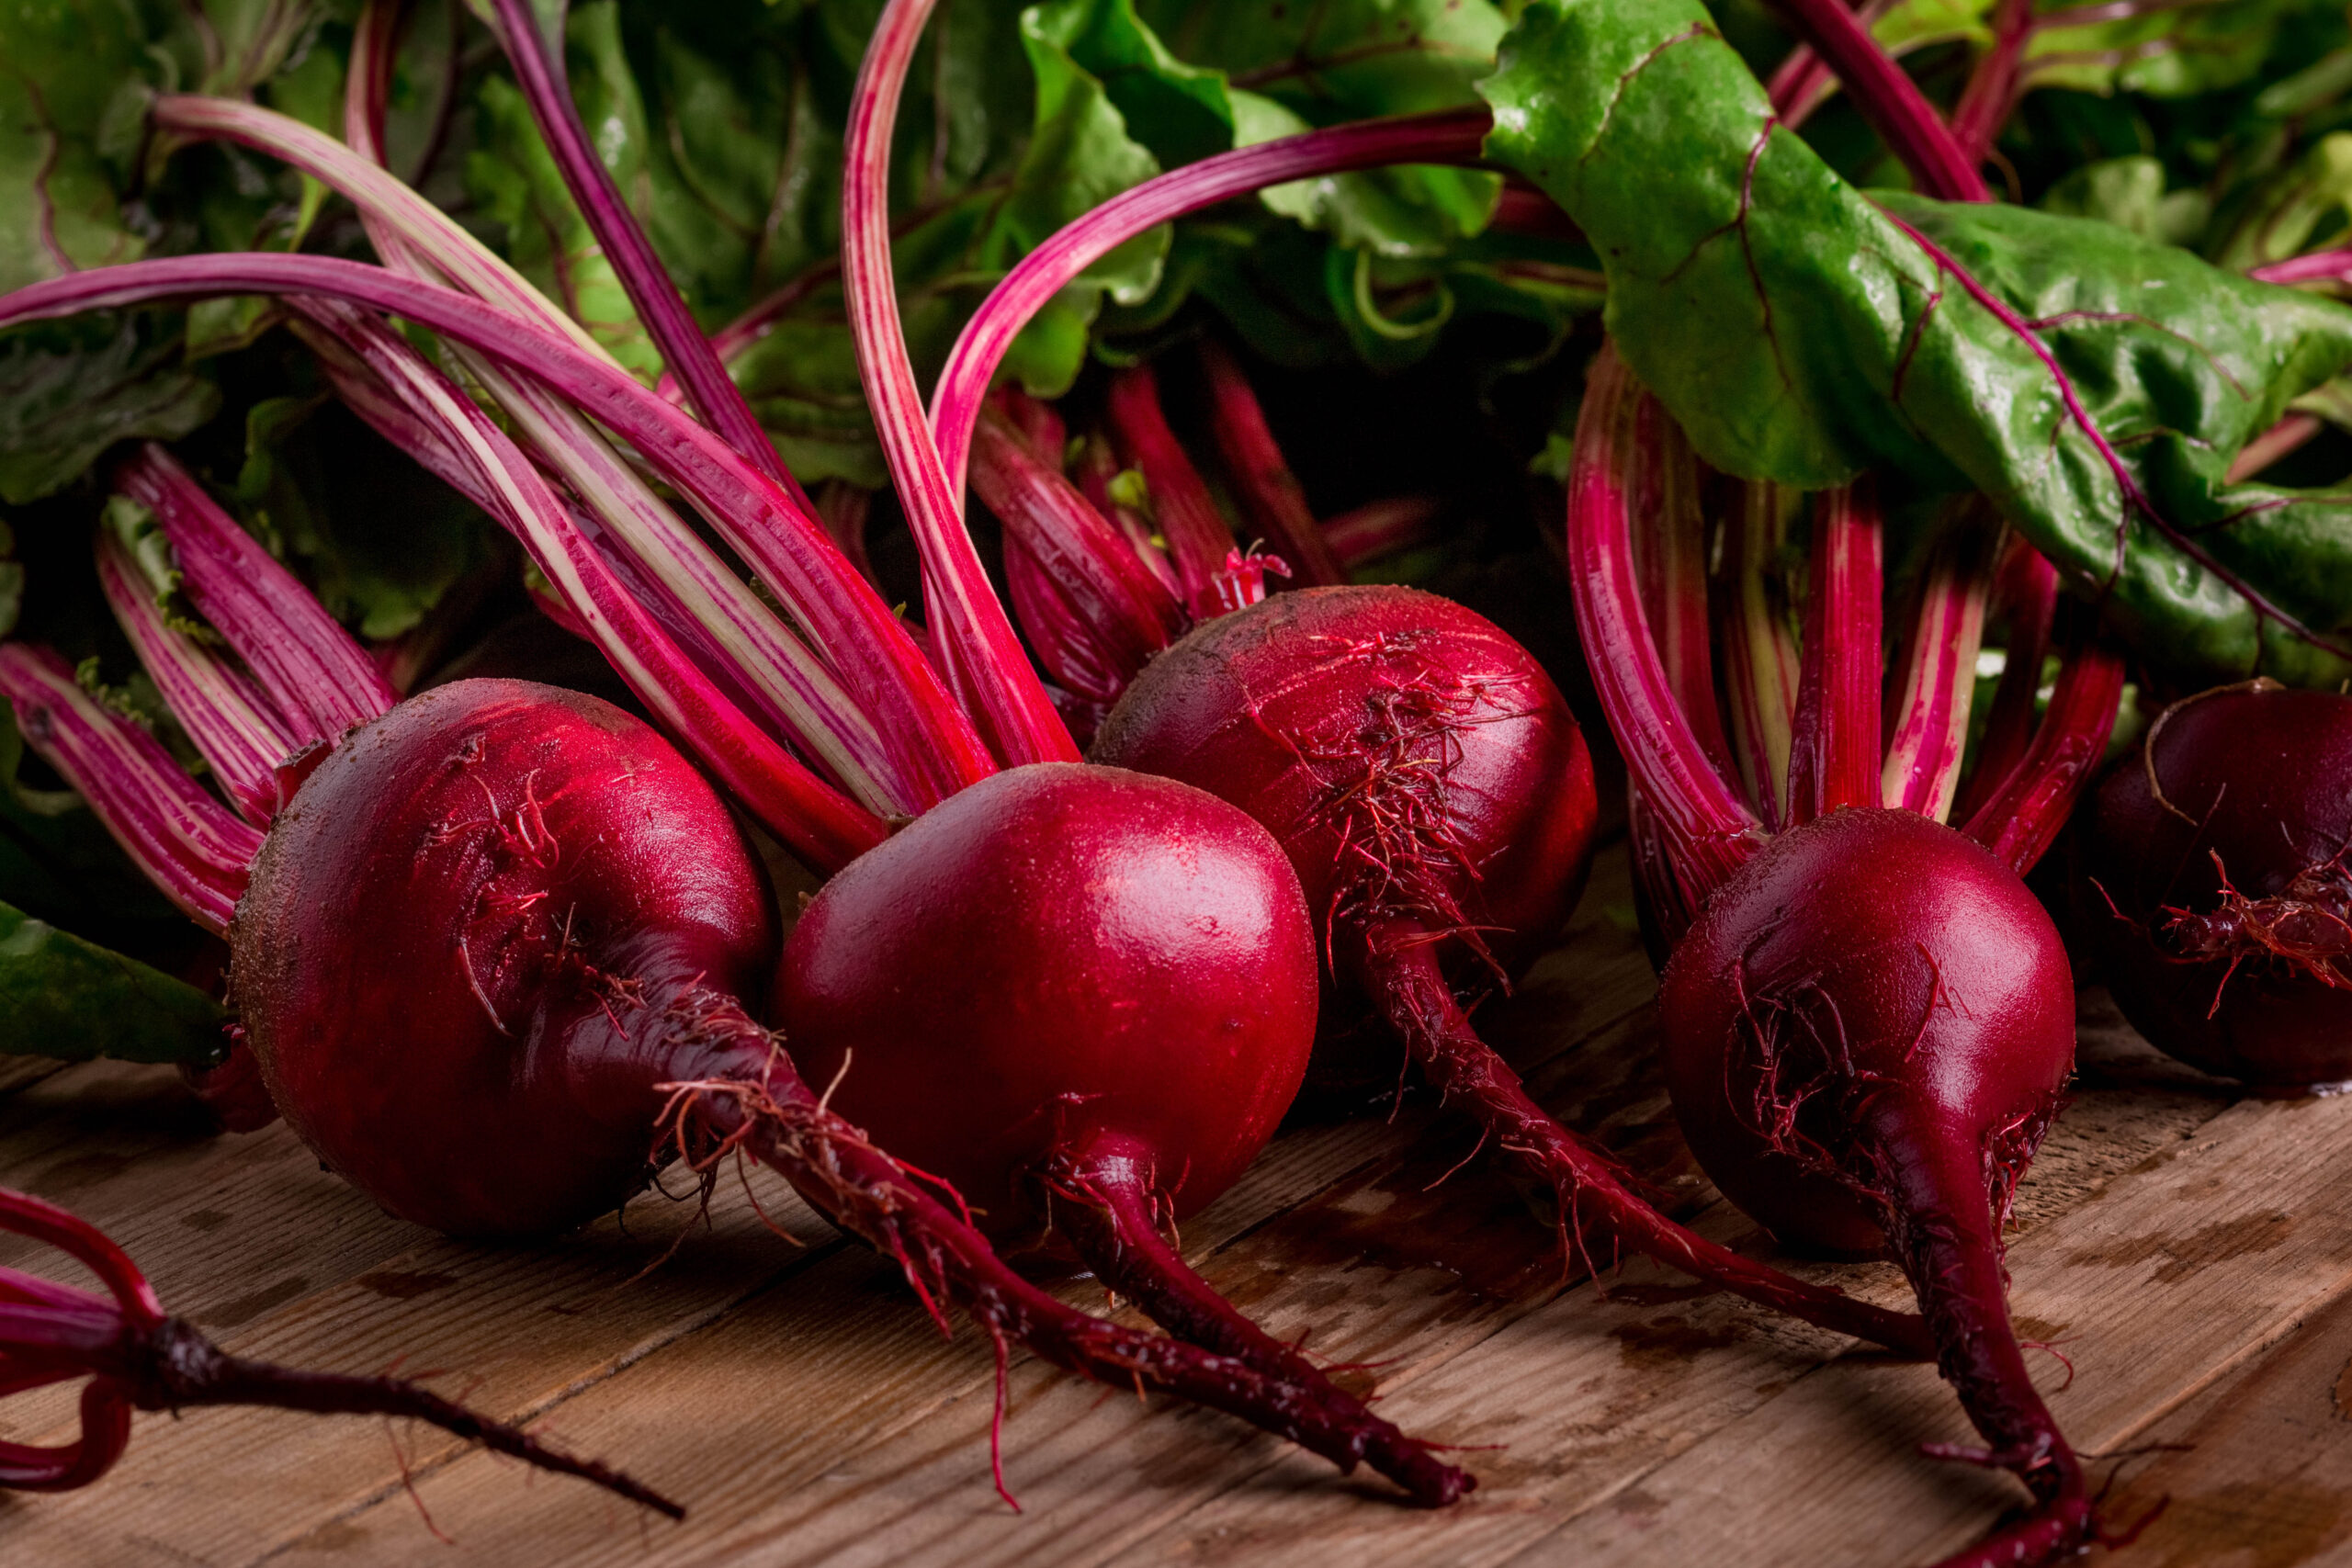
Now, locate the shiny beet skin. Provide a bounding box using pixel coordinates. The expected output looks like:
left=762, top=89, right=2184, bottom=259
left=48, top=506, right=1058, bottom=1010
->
left=232, top=679, right=775, bottom=1236
left=2081, top=683, right=2352, bottom=1088
left=1091, top=585, right=1599, bottom=1082
left=1659, top=808, right=2075, bottom=1255
left=773, top=763, right=1319, bottom=1248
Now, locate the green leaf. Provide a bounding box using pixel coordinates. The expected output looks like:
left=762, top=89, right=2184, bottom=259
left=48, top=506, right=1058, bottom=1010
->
left=0, top=315, right=220, bottom=504
left=467, top=69, right=665, bottom=380
left=0, top=897, right=226, bottom=1064
left=0, top=0, right=167, bottom=296
left=2024, top=0, right=2299, bottom=100
left=1484, top=0, right=2352, bottom=685
left=234, top=395, right=494, bottom=639
left=2039, top=155, right=2209, bottom=247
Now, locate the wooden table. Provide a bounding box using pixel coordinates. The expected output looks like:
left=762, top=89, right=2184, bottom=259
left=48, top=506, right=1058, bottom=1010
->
left=0, top=842, right=2342, bottom=1566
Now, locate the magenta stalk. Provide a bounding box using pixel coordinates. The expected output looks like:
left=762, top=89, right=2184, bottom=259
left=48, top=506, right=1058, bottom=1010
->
left=0, top=1186, right=679, bottom=1513
left=1881, top=511, right=1996, bottom=819
left=93, top=529, right=300, bottom=828
left=839, top=0, right=1078, bottom=770
left=481, top=0, right=797, bottom=495
left=0, top=648, right=261, bottom=932
left=1198, top=342, right=1347, bottom=587
left=1786, top=483, right=1885, bottom=824
left=930, top=108, right=1491, bottom=496
left=1566, top=348, right=1765, bottom=903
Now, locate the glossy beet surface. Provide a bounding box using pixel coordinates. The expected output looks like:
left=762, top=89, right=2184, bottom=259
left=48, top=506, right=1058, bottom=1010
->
left=1092, top=585, right=1598, bottom=1061
left=2081, top=683, right=2352, bottom=1087
left=232, top=679, right=775, bottom=1236
left=774, top=763, right=1318, bottom=1247
left=1660, top=807, right=2075, bottom=1254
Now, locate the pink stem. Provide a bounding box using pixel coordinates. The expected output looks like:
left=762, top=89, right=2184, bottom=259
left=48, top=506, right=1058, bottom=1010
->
left=1077, top=437, right=1183, bottom=595
left=1952, top=539, right=2058, bottom=826
left=482, top=0, right=797, bottom=495
left=93, top=529, right=299, bottom=827
left=1566, top=348, right=1764, bottom=902
left=1785, top=483, right=1884, bottom=825
left=301, top=300, right=888, bottom=874
left=0, top=250, right=997, bottom=809
left=2225, top=412, right=2323, bottom=483
left=1881, top=512, right=1996, bottom=821
left=1635, top=398, right=1740, bottom=786
left=1197, top=343, right=1346, bottom=587
left=840, top=0, right=1076, bottom=769
left=2251, top=249, right=2352, bottom=285
left=971, top=409, right=1183, bottom=682
left=1948, top=0, right=2036, bottom=166
left=1768, top=0, right=1989, bottom=201
left=1960, top=618, right=2127, bottom=875
left=1719, top=482, right=1803, bottom=829
left=1103, top=365, right=1250, bottom=621
left=930, top=108, right=1492, bottom=497
left=1322, top=495, right=1443, bottom=570
left=0, top=647, right=259, bottom=933
left=113, top=446, right=396, bottom=739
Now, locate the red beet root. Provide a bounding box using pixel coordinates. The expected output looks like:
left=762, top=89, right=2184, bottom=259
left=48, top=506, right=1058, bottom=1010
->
left=777, top=762, right=1469, bottom=1505
left=1093, top=585, right=1933, bottom=1356
left=232, top=678, right=775, bottom=1235
left=777, top=764, right=1317, bottom=1241
left=2080, top=681, right=2352, bottom=1088
left=1659, top=807, right=2085, bottom=1561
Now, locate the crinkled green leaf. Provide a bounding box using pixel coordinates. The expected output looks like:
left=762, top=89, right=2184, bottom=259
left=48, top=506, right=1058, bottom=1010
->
left=1485, top=0, right=2352, bottom=684
left=0, top=0, right=172, bottom=296
left=0, top=315, right=219, bottom=505
left=0, top=897, right=225, bottom=1064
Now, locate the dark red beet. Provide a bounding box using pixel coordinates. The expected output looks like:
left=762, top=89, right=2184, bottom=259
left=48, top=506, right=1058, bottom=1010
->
left=234, top=678, right=775, bottom=1235
left=1094, top=585, right=1934, bottom=1357
left=777, top=763, right=1317, bottom=1243
left=1660, top=807, right=2086, bottom=1559
left=2080, top=682, right=2352, bottom=1088
left=775, top=761, right=1469, bottom=1504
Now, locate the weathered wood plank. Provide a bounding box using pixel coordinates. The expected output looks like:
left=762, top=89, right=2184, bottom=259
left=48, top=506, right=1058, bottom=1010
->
left=254, top=960, right=2220, bottom=1566
left=2090, top=1259, right=2352, bottom=1565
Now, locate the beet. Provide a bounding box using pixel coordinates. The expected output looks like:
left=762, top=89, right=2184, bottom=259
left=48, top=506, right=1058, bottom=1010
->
left=2080, top=681, right=2352, bottom=1088
left=233, top=678, right=775, bottom=1235
left=222, top=682, right=1463, bottom=1501
left=1659, top=807, right=2086, bottom=1562
left=1564, top=344, right=2129, bottom=1566
left=777, top=764, right=1317, bottom=1243
left=775, top=762, right=1466, bottom=1503
left=1093, top=585, right=1933, bottom=1355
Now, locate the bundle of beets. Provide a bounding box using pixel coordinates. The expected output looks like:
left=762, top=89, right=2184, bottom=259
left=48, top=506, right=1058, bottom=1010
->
left=6, top=0, right=2352, bottom=1561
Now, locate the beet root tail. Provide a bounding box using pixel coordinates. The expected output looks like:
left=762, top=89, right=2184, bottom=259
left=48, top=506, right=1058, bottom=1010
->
left=677, top=1032, right=1476, bottom=1506
left=1041, top=1135, right=1471, bottom=1506
left=121, top=1317, right=686, bottom=1518
left=1363, top=929, right=1934, bottom=1359
left=1888, top=1140, right=2091, bottom=1568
